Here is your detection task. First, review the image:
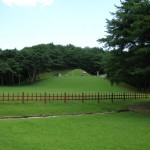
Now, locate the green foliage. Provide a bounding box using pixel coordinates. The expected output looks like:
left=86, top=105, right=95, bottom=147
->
left=98, top=0, right=150, bottom=90
left=0, top=44, right=104, bottom=85
left=98, top=0, right=150, bottom=50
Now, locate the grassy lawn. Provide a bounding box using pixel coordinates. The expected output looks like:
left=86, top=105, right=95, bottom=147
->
left=0, top=69, right=137, bottom=94
left=0, top=69, right=149, bottom=117
left=0, top=69, right=149, bottom=150
left=0, top=112, right=150, bottom=150
left=0, top=99, right=149, bottom=117
left=0, top=69, right=148, bottom=117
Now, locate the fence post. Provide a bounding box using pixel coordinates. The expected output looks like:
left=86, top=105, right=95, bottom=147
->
left=32, top=93, right=33, bottom=101
left=2, top=92, right=4, bottom=101
left=68, top=93, right=70, bottom=102
left=98, top=93, right=100, bottom=103
left=111, top=93, right=114, bottom=103
left=64, top=92, right=66, bottom=103
left=22, top=92, right=24, bottom=104
left=134, top=93, right=136, bottom=99
left=8, top=93, right=9, bottom=101
left=49, top=93, right=50, bottom=101
left=145, top=93, right=148, bottom=99
left=82, top=93, right=84, bottom=103
left=40, top=93, right=42, bottom=101
left=12, top=93, right=14, bottom=101
left=44, top=92, right=47, bottom=104
left=36, top=93, right=38, bottom=101
left=60, top=93, right=62, bottom=101
left=57, top=93, right=58, bottom=101
left=27, top=93, right=29, bottom=102
left=123, top=93, right=126, bottom=101
left=74, top=93, right=76, bottom=101
left=17, top=93, right=19, bottom=101
left=53, top=93, right=54, bottom=101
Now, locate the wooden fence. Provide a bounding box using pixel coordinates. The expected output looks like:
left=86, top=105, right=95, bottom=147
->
left=0, top=92, right=149, bottom=104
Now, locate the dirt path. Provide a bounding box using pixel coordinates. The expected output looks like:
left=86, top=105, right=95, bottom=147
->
left=0, top=111, right=119, bottom=120
left=0, top=109, right=129, bottom=120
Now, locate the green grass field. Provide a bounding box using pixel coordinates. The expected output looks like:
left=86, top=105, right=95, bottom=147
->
left=1, top=99, right=149, bottom=117
left=0, top=113, right=150, bottom=150
left=0, top=69, right=136, bottom=93
left=0, top=69, right=149, bottom=150
left=0, top=69, right=146, bottom=117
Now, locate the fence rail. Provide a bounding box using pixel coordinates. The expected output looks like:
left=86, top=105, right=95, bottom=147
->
left=0, top=92, right=149, bottom=104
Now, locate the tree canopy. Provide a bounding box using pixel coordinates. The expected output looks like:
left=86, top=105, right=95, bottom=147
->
left=98, top=0, right=150, bottom=90
left=0, top=44, right=104, bottom=85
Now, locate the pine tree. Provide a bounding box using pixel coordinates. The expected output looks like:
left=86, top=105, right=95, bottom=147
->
left=98, top=0, right=150, bottom=90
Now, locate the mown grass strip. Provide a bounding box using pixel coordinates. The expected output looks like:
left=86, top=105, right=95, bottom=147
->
left=0, top=112, right=149, bottom=150
left=0, top=99, right=149, bottom=117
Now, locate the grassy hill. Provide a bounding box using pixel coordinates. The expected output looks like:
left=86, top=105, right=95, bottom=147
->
left=0, top=69, right=137, bottom=94
left=66, top=69, right=91, bottom=76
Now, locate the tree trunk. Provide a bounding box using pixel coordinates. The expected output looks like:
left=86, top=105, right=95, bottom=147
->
left=0, top=74, right=4, bottom=85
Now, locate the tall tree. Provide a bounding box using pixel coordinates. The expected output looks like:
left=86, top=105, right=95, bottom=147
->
left=98, top=0, right=150, bottom=90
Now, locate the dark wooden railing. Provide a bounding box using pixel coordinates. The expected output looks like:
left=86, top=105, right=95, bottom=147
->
left=0, top=92, right=149, bottom=104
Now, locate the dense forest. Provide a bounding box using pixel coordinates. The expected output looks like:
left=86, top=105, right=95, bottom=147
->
left=0, top=44, right=104, bottom=85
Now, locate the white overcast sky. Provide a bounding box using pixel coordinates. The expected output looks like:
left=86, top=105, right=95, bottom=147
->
left=0, top=0, right=121, bottom=50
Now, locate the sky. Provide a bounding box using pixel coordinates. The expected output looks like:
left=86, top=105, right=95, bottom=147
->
left=0, top=0, right=121, bottom=50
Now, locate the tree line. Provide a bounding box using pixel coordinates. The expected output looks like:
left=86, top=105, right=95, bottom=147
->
left=0, top=44, right=104, bottom=85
